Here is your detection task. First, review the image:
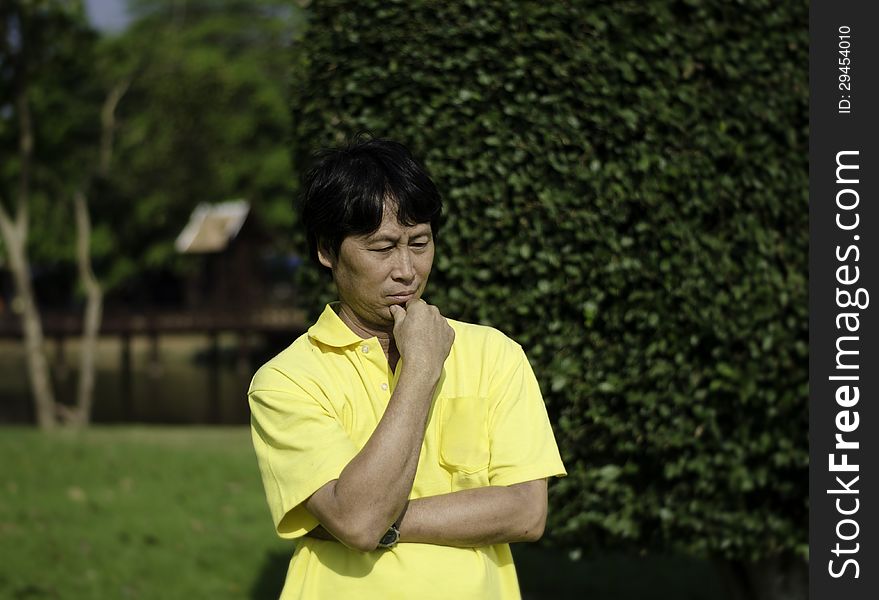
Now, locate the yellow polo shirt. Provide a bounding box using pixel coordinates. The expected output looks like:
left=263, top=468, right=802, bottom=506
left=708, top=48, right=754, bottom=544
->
left=249, top=304, right=566, bottom=599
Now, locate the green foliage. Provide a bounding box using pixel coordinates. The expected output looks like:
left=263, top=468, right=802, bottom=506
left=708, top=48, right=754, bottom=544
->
left=2, top=0, right=302, bottom=299
left=92, top=0, right=304, bottom=294
left=0, top=0, right=104, bottom=263
left=289, top=0, right=808, bottom=560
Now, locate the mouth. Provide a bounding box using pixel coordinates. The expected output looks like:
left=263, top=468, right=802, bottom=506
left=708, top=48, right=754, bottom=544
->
left=387, top=290, right=418, bottom=304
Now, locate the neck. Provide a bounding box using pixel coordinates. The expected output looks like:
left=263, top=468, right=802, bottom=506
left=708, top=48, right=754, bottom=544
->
left=337, top=304, right=400, bottom=369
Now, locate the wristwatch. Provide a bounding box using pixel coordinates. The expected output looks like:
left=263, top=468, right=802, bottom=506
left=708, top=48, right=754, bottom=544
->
left=377, top=522, right=400, bottom=549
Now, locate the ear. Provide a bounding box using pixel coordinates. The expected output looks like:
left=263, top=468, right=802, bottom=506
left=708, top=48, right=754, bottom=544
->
left=317, top=243, right=335, bottom=269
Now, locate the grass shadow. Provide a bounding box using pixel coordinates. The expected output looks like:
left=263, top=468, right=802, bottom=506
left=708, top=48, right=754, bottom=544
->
left=250, top=549, right=291, bottom=600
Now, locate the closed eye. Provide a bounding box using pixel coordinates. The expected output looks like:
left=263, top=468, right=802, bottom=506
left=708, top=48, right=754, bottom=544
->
left=370, top=246, right=395, bottom=253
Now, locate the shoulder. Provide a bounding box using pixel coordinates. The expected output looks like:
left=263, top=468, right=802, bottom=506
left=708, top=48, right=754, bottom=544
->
left=249, top=330, right=319, bottom=393
left=445, top=318, right=525, bottom=363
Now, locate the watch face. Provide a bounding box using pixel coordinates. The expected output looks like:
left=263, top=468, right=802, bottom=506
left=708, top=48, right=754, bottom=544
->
left=379, top=526, right=399, bottom=548
left=380, top=531, right=395, bottom=545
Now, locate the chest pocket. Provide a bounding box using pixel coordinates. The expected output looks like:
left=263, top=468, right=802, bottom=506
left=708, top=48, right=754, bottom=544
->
left=438, top=396, right=490, bottom=488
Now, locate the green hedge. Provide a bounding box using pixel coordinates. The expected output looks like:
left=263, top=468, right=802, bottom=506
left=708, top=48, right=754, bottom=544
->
left=288, top=0, right=808, bottom=561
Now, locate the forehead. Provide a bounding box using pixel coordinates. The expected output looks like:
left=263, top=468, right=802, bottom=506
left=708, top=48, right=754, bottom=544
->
left=361, top=206, right=432, bottom=241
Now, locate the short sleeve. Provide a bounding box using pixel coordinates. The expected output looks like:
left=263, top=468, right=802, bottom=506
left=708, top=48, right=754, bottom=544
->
left=486, top=341, right=567, bottom=486
left=249, top=366, right=358, bottom=539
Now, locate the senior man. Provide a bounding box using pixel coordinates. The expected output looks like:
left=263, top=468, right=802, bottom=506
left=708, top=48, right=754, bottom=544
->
left=248, top=137, right=566, bottom=599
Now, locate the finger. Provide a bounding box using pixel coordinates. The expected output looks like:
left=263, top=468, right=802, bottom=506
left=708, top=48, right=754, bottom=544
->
left=390, top=304, right=406, bottom=325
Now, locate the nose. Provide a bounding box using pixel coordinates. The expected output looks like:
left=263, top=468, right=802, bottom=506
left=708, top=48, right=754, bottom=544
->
left=391, top=248, right=416, bottom=282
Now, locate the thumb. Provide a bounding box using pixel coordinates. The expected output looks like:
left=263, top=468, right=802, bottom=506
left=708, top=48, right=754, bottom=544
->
left=389, top=304, right=406, bottom=326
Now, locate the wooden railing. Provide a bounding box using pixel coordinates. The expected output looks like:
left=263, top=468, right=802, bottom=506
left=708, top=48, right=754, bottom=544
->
left=0, top=306, right=308, bottom=338
left=0, top=305, right=310, bottom=424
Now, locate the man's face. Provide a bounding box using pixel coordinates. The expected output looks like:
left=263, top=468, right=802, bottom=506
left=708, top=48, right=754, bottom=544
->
left=319, top=204, right=435, bottom=329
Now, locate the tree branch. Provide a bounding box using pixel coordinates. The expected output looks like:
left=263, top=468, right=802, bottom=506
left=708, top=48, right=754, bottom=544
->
left=98, top=78, right=132, bottom=176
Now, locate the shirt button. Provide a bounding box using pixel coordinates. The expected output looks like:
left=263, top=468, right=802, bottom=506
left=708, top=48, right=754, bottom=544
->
left=361, top=345, right=369, bottom=354
left=381, top=383, right=389, bottom=391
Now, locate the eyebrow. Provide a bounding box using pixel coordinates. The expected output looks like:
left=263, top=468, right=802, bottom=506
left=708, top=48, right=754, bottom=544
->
left=367, top=229, right=432, bottom=243
left=367, top=236, right=398, bottom=244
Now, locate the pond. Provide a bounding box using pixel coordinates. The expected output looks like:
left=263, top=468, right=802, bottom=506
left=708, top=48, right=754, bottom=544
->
left=0, top=333, right=290, bottom=425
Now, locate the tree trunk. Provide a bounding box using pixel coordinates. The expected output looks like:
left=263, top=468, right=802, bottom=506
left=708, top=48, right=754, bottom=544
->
left=63, top=78, right=128, bottom=427
left=70, top=190, right=103, bottom=427
left=0, top=49, right=57, bottom=428
left=0, top=208, right=57, bottom=430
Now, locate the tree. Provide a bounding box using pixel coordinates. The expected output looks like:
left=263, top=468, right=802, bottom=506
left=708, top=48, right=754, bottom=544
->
left=93, top=0, right=303, bottom=301
left=63, top=76, right=130, bottom=426
left=1, top=0, right=108, bottom=429
left=2, top=0, right=301, bottom=427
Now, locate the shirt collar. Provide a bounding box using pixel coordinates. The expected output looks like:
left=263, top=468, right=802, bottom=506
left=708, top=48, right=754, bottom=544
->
left=307, top=303, right=365, bottom=348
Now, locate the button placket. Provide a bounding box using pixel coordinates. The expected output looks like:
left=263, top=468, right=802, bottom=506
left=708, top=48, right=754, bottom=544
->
left=357, top=340, right=390, bottom=397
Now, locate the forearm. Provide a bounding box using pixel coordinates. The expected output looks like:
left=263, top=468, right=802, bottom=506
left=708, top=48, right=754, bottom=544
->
left=397, top=479, right=548, bottom=547
left=305, top=365, right=439, bottom=550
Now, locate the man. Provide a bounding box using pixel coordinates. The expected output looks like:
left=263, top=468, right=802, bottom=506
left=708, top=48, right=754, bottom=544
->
left=249, top=138, right=566, bottom=599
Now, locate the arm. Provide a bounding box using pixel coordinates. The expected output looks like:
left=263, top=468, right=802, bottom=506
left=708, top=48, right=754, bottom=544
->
left=399, top=478, right=547, bottom=546
left=306, top=479, right=548, bottom=547
left=303, top=300, right=454, bottom=552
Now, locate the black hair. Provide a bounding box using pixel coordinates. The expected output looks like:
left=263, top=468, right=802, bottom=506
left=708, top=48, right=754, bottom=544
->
left=299, top=136, right=443, bottom=267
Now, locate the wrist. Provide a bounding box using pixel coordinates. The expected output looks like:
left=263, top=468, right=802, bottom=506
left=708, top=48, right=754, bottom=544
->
left=395, top=367, right=441, bottom=399
left=399, top=357, right=443, bottom=385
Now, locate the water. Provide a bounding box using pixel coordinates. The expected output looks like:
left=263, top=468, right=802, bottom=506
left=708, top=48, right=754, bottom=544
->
left=0, top=333, right=288, bottom=425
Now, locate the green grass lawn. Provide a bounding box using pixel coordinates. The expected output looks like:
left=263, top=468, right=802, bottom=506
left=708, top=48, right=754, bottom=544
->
left=0, top=426, right=730, bottom=599
left=0, top=426, right=293, bottom=599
